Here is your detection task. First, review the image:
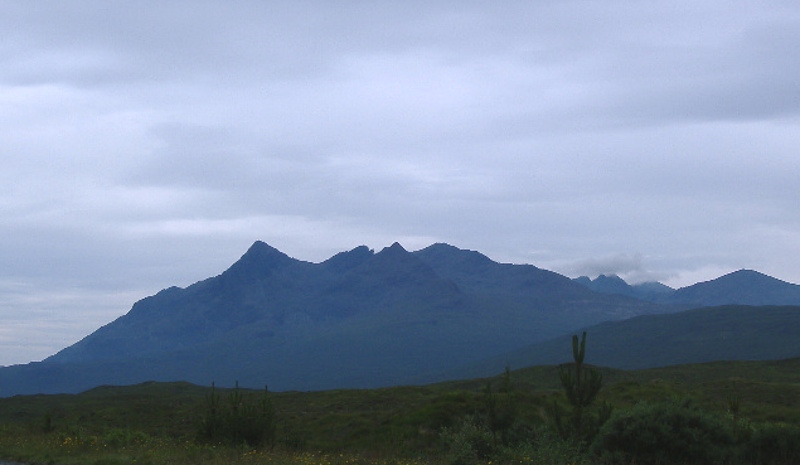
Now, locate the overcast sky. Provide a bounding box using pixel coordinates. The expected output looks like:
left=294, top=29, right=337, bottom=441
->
left=2, top=1, right=799, bottom=366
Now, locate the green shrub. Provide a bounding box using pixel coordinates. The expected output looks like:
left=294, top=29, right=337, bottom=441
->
left=196, top=382, right=276, bottom=448
left=590, top=399, right=734, bottom=465
left=440, top=416, right=496, bottom=465
left=743, top=422, right=800, bottom=465
left=499, top=428, right=591, bottom=465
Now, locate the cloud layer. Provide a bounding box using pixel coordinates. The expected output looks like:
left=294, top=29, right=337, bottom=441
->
left=2, top=1, right=799, bottom=365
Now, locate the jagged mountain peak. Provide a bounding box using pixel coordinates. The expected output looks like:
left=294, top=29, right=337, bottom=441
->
left=573, top=274, right=675, bottom=302
left=414, top=243, right=495, bottom=271
left=321, top=245, right=374, bottom=273
left=593, top=274, right=628, bottom=285
left=420, top=242, right=461, bottom=253
left=380, top=241, right=408, bottom=254
left=355, top=241, right=437, bottom=279
left=243, top=240, right=291, bottom=261
left=6, top=240, right=800, bottom=396
left=222, top=241, right=297, bottom=280
left=596, top=273, right=624, bottom=280
left=578, top=274, right=629, bottom=285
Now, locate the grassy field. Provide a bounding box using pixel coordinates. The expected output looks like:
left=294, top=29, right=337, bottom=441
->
left=0, top=358, right=798, bottom=464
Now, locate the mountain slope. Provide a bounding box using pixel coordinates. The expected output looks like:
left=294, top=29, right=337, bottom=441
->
left=1, top=241, right=664, bottom=396
left=2, top=242, right=798, bottom=396
left=573, top=274, right=675, bottom=301
left=665, top=269, right=800, bottom=306
left=414, top=244, right=661, bottom=323
left=573, top=269, right=800, bottom=308
left=451, top=305, right=800, bottom=378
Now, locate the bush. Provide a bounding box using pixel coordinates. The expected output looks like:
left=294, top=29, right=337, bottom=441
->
left=500, top=428, right=591, bottom=465
left=440, top=416, right=496, bottom=465
left=590, top=399, right=734, bottom=465
left=196, top=382, right=276, bottom=448
left=743, top=423, right=800, bottom=465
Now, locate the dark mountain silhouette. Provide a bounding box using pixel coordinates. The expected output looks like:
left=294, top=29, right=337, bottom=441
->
left=574, top=269, right=800, bottom=307
left=0, top=241, right=662, bottom=396
left=573, top=274, right=673, bottom=300
left=633, top=281, right=676, bottom=298
left=1, top=242, right=798, bottom=396
left=665, top=269, right=800, bottom=306
left=449, top=305, right=800, bottom=378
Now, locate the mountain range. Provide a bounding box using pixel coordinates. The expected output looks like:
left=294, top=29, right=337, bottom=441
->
left=1, top=241, right=799, bottom=396
left=573, top=269, right=800, bottom=306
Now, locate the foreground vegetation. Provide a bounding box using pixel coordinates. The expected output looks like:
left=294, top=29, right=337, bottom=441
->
left=0, top=354, right=798, bottom=465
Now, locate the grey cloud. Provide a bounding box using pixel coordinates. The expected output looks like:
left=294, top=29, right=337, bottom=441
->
left=567, top=253, right=646, bottom=278
left=2, top=0, right=800, bottom=365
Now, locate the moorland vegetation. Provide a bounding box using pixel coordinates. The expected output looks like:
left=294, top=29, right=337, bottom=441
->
left=0, top=335, right=798, bottom=465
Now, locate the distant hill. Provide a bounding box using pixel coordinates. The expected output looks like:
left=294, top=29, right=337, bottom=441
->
left=573, top=274, right=674, bottom=301
left=452, top=305, right=800, bottom=378
left=0, top=241, right=661, bottom=396
left=1, top=241, right=798, bottom=397
left=574, top=269, right=800, bottom=307
left=665, top=269, right=800, bottom=306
